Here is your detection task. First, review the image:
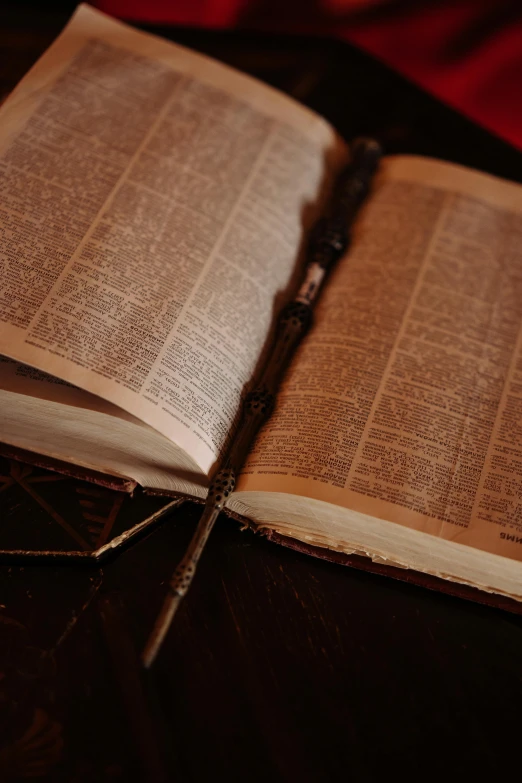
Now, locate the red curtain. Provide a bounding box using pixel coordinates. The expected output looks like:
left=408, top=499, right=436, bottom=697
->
left=94, top=0, right=522, bottom=151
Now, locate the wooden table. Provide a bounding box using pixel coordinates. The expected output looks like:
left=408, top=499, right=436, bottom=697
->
left=1, top=7, right=521, bottom=781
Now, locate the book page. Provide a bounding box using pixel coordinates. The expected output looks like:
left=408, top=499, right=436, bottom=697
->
left=240, top=156, right=522, bottom=563
left=0, top=4, right=345, bottom=475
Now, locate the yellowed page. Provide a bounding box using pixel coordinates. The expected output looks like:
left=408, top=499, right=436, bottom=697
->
left=0, top=355, right=139, bottom=420
left=0, top=4, right=345, bottom=475
left=240, top=155, right=522, bottom=563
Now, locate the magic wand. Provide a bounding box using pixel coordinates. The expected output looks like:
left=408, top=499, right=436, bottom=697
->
left=142, top=137, right=382, bottom=668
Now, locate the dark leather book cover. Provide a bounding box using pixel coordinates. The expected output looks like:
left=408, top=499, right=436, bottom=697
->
left=1, top=447, right=520, bottom=612
left=0, top=442, right=138, bottom=492
left=263, top=529, right=522, bottom=615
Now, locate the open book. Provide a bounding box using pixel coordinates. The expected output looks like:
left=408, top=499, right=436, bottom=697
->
left=1, top=4, right=522, bottom=602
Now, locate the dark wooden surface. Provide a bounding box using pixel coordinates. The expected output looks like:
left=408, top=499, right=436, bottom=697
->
left=1, top=7, right=522, bottom=782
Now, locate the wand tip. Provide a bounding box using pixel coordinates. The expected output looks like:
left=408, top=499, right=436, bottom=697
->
left=142, top=590, right=182, bottom=668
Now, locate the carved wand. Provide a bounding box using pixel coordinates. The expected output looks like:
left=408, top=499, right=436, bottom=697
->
left=142, top=137, right=382, bottom=667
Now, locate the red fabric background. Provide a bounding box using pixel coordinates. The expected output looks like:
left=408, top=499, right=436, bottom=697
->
left=93, top=0, right=522, bottom=151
